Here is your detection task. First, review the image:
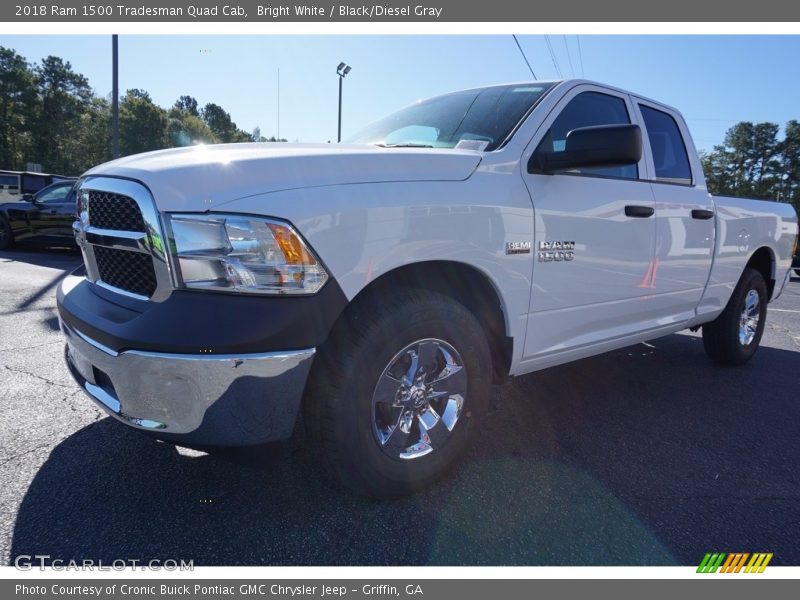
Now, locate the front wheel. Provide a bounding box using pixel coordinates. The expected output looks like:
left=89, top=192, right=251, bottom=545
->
left=702, top=268, right=767, bottom=366
left=304, top=289, right=492, bottom=498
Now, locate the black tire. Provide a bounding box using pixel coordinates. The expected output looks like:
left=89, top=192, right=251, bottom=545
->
left=0, top=214, right=12, bottom=250
left=702, top=268, right=767, bottom=366
left=304, top=289, right=492, bottom=499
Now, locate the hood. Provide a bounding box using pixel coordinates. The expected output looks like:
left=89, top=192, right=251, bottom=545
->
left=85, top=143, right=483, bottom=211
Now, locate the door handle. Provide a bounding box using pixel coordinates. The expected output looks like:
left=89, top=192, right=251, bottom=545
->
left=691, top=209, right=715, bottom=220
left=624, top=205, right=654, bottom=218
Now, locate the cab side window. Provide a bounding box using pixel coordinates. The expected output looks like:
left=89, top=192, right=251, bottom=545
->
left=639, top=105, right=693, bottom=185
left=535, top=91, right=638, bottom=180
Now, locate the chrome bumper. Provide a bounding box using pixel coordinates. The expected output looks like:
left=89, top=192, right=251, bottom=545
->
left=61, top=320, right=315, bottom=445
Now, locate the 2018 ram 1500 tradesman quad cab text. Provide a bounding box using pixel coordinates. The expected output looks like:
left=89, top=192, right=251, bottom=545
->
left=57, top=80, right=798, bottom=497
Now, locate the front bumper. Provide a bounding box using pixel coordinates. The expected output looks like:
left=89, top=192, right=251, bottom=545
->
left=61, top=318, right=315, bottom=446
left=56, top=254, right=347, bottom=445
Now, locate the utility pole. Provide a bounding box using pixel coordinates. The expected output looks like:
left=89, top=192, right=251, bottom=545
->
left=111, top=35, right=119, bottom=158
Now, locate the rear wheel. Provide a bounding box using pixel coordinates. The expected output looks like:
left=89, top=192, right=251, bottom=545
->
left=304, top=289, right=492, bottom=498
left=702, top=268, right=767, bottom=366
left=0, top=215, right=13, bottom=250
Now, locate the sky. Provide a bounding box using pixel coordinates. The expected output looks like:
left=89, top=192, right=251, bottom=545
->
left=2, top=34, right=799, bottom=152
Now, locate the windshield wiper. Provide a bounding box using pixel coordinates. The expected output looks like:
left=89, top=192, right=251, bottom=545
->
left=374, top=143, right=435, bottom=148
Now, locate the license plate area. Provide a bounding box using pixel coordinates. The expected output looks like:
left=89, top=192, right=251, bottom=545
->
left=66, top=339, right=97, bottom=385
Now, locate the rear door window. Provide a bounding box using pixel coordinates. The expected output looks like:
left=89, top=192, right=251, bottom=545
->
left=640, top=105, right=693, bottom=185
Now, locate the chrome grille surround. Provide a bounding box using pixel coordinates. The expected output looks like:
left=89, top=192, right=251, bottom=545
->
left=73, top=176, right=173, bottom=302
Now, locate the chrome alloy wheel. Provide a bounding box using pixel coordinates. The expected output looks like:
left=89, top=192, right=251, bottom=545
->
left=739, top=289, right=761, bottom=346
left=371, top=338, right=467, bottom=460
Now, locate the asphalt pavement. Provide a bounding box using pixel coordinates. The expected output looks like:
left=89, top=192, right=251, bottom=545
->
left=1, top=246, right=799, bottom=566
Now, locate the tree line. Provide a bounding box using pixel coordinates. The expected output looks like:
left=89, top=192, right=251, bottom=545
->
left=701, top=121, right=800, bottom=214
left=0, top=46, right=285, bottom=176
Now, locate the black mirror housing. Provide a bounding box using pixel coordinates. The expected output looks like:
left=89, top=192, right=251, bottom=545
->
left=530, top=124, right=642, bottom=173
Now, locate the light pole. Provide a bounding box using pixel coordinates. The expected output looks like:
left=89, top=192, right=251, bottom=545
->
left=111, top=34, right=119, bottom=158
left=336, top=62, right=352, bottom=143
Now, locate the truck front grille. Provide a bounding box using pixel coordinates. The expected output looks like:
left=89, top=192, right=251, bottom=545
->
left=93, top=246, right=158, bottom=298
left=88, top=191, right=146, bottom=232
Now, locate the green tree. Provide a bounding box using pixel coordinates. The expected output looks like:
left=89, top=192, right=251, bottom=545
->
left=701, top=148, right=734, bottom=196
left=167, top=107, right=217, bottom=146
left=69, top=97, right=112, bottom=169
left=4, top=48, right=277, bottom=173
left=201, top=102, right=252, bottom=143
left=0, top=46, right=38, bottom=170
left=702, top=121, right=783, bottom=201
left=779, top=120, right=800, bottom=207
left=173, top=95, right=199, bottom=117
left=32, top=55, right=95, bottom=173
left=119, top=89, right=168, bottom=156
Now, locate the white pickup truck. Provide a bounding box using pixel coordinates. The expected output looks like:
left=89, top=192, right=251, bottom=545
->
left=57, top=79, right=798, bottom=497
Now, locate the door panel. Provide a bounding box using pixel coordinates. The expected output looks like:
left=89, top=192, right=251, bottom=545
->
left=519, top=85, right=658, bottom=360
left=35, top=202, right=75, bottom=237
left=649, top=185, right=715, bottom=320
left=635, top=100, right=715, bottom=322
left=523, top=175, right=659, bottom=357
left=37, top=202, right=77, bottom=238
left=30, top=184, right=76, bottom=240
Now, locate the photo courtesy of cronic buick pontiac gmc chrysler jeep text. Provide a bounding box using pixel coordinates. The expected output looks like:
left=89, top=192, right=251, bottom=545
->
left=56, top=80, right=799, bottom=498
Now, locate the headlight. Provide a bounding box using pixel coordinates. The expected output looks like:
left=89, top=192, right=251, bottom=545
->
left=166, top=213, right=328, bottom=295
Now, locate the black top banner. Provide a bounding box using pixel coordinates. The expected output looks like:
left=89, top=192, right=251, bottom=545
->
left=3, top=0, right=800, bottom=22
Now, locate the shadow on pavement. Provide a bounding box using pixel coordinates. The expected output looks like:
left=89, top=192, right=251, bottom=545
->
left=1, top=246, right=82, bottom=313
left=9, top=333, right=800, bottom=565
left=0, top=245, right=81, bottom=268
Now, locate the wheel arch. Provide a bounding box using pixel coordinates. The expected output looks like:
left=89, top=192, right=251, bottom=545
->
left=746, top=246, right=776, bottom=300
left=334, top=260, right=513, bottom=383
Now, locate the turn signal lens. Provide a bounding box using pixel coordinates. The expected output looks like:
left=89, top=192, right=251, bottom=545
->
left=267, top=222, right=318, bottom=266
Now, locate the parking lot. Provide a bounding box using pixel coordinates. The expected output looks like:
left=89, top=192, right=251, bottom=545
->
left=1, top=246, right=799, bottom=566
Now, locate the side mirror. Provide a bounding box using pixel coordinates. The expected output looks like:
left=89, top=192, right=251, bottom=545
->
left=22, top=193, right=34, bottom=202
left=530, top=124, right=642, bottom=173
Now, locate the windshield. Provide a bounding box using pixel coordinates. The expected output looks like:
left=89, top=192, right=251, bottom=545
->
left=347, top=83, right=553, bottom=151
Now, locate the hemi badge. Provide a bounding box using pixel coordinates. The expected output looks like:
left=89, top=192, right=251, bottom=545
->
left=505, top=241, right=532, bottom=255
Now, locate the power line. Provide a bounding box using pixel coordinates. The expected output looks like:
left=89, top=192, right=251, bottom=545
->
left=576, top=35, right=585, bottom=78
left=562, top=35, right=575, bottom=78
left=544, top=35, right=563, bottom=78
left=512, top=34, right=537, bottom=79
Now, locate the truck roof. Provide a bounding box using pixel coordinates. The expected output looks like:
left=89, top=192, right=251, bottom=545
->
left=455, top=79, right=683, bottom=117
